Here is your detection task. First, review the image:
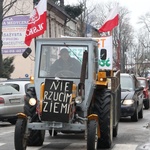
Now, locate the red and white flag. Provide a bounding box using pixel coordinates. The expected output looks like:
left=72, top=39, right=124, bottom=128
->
left=24, top=0, right=47, bottom=46
left=98, top=5, right=119, bottom=33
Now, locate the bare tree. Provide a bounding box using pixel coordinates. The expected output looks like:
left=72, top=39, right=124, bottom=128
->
left=89, top=2, right=134, bottom=72
left=0, top=0, right=31, bottom=76
left=71, top=0, right=96, bottom=37
left=132, top=13, right=150, bottom=76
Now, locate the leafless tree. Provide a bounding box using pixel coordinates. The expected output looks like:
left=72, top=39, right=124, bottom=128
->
left=132, top=13, right=150, bottom=76
left=73, top=0, right=96, bottom=37
left=89, top=2, right=134, bottom=72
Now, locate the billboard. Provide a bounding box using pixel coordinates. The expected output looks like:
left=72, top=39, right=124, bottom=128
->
left=2, top=16, right=29, bottom=54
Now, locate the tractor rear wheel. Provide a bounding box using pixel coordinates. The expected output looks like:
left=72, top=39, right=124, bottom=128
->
left=14, top=118, right=27, bottom=150
left=93, top=88, right=113, bottom=149
left=87, top=119, right=98, bottom=150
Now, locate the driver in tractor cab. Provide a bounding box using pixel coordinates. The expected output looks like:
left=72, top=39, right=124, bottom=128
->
left=50, top=48, right=81, bottom=77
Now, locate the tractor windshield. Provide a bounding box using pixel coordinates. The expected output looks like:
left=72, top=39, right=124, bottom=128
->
left=39, top=45, right=88, bottom=79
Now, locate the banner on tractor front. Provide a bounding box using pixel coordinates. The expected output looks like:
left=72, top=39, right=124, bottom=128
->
left=41, top=79, right=73, bottom=123
left=93, top=36, right=113, bottom=70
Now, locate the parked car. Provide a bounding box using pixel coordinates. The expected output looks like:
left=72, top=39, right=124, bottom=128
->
left=146, top=77, right=150, bottom=89
left=0, top=78, right=31, bottom=95
left=137, top=77, right=150, bottom=109
left=0, top=84, right=25, bottom=124
left=120, top=73, right=144, bottom=122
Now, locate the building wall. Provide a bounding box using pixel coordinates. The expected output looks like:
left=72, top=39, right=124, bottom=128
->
left=2, top=0, right=77, bottom=78
left=2, top=0, right=34, bottom=78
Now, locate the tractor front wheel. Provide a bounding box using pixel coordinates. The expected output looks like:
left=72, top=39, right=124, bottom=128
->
left=87, top=119, right=98, bottom=150
left=14, top=118, right=27, bottom=150
left=24, top=87, right=45, bottom=146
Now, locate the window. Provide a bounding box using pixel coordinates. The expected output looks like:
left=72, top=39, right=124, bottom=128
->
left=39, top=45, right=88, bottom=79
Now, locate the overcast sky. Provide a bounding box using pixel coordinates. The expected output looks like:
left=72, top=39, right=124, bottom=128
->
left=65, top=0, right=150, bottom=28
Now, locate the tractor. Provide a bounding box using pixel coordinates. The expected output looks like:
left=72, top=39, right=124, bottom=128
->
left=14, top=37, right=121, bottom=150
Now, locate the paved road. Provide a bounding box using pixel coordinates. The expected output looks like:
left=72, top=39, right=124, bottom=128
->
left=0, top=109, right=150, bottom=150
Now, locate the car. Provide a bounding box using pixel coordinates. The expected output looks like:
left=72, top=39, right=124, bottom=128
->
left=120, top=73, right=144, bottom=122
left=137, top=77, right=150, bottom=109
left=0, top=84, right=25, bottom=124
left=0, top=78, right=31, bottom=95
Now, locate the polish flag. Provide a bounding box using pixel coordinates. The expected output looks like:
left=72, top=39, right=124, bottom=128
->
left=24, top=0, right=47, bottom=46
left=98, top=5, right=119, bottom=32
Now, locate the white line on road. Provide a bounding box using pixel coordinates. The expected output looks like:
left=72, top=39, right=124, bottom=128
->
left=0, top=131, right=14, bottom=136
left=112, top=144, right=138, bottom=150
left=0, top=143, right=5, bottom=146
left=27, top=142, right=50, bottom=150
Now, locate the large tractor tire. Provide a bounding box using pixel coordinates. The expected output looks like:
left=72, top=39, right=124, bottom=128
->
left=14, top=118, right=27, bottom=150
left=93, top=88, right=113, bottom=149
left=24, top=87, right=45, bottom=146
left=87, top=119, right=98, bottom=150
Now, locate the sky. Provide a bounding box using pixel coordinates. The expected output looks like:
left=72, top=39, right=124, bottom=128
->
left=65, top=0, right=150, bottom=28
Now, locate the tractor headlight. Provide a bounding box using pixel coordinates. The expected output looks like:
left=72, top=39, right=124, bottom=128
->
left=75, top=96, right=82, bottom=104
left=29, top=98, right=36, bottom=106
left=123, top=99, right=134, bottom=105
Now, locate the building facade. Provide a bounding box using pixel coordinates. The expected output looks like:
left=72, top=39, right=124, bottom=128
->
left=2, top=0, right=100, bottom=78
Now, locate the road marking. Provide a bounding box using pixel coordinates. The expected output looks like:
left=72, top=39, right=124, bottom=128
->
left=27, top=142, right=50, bottom=150
left=0, top=131, right=14, bottom=136
left=65, top=143, right=86, bottom=150
left=112, top=144, right=138, bottom=150
left=0, top=143, right=5, bottom=146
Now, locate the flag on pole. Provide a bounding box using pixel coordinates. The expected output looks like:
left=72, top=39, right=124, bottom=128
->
left=24, top=0, right=47, bottom=46
left=98, top=5, right=119, bottom=33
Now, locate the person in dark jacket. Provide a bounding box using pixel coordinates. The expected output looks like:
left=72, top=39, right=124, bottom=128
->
left=50, top=48, right=81, bottom=77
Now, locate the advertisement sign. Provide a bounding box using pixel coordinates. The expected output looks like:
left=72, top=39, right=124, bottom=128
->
left=2, top=16, right=29, bottom=54
left=41, top=79, right=73, bottom=123
left=93, top=36, right=113, bottom=70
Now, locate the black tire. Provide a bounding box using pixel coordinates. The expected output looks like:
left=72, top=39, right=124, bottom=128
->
left=138, top=106, right=143, bottom=119
left=144, top=100, right=149, bottom=110
left=24, top=87, right=45, bottom=146
left=113, top=123, right=118, bottom=137
left=9, top=119, right=16, bottom=125
left=93, top=88, right=113, bottom=149
left=14, top=118, right=27, bottom=150
left=87, top=120, right=98, bottom=150
left=131, top=106, right=138, bottom=122
left=28, top=125, right=45, bottom=146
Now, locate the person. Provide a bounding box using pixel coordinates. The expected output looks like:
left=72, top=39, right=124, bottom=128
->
left=50, top=48, right=81, bottom=77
